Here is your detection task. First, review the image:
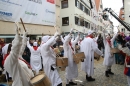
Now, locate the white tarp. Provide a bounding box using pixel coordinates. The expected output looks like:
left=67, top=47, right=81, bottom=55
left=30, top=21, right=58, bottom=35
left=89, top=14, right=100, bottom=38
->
left=0, top=0, right=56, bottom=26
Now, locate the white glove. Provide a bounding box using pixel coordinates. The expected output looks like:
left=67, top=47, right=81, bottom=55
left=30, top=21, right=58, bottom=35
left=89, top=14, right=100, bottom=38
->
left=55, top=36, right=59, bottom=41
left=54, top=31, right=59, bottom=37
left=70, top=28, right=73, bottom=33
left=23, top=31, right=28, bottom=38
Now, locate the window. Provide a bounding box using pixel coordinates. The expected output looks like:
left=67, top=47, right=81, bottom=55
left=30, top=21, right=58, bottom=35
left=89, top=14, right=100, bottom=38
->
left=61, top=0, right=68, bottom=9
left=62, top=17, right=69, bottom=26
left=75, top=0, right=80, bottom=8
left=83, top=6, right=85, bottom=12
left=80, top=19, right=84, bottom=26
left=75, top=16, right=79, bottom=25
left=85, top=21, right=90, bottom=28
left=80, top=3, right=83, bottom=10
left=85, top=7, right=90, bottom=16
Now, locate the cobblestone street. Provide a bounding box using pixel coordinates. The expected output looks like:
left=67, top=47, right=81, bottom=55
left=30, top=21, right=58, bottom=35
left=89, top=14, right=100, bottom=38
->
left=0, top=58, right=128, bottom=86
left=59, top=58, right=128, bottom=86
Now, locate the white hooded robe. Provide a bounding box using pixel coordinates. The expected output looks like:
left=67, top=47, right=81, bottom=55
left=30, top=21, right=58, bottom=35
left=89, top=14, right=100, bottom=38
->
left=4, top=34, right=34, bottom=86
left=80, top=37, right=102, bottom=76
left=41, top=36, right=62, bottom=86
left=27, top=41, right=42, bottom=72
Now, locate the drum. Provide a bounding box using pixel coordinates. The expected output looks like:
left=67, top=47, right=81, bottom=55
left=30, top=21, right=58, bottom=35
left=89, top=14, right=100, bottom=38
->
left=30, top=74, right=51, bottom=86
left=110, top=48, right=120, bottom=53
left=73, top=52, right=85, bottom=64
left=94, top=52, right=100, bottom=61
left=56, top=57, right=68, bottom=67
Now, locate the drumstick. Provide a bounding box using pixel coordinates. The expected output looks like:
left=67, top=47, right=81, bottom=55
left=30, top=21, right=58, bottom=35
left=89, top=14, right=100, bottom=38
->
left=20, top=18, right=26, bottom=32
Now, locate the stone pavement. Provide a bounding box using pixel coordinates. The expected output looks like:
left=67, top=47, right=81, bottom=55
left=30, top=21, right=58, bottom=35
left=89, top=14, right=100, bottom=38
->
left=59, top=58, right=128, bottom=86
left=0, top=58, right=128, bottom=86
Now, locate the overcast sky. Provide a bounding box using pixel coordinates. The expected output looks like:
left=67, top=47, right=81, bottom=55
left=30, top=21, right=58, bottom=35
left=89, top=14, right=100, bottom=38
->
left=102, top=0, right=123, bottom=32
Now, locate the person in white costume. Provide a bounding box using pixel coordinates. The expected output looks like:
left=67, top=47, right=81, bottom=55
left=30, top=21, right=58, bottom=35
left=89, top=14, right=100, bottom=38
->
left=102, top=29, right=119, bottom=77
left=27, top=39, right=42, bottom=74
left=63, top=29, right=80, bottom=86
left=4, top=23, right=34, bottom=86
left=80, top=30, right=102, bottom=81
left=41, top=31, right=62, bottom=86
left=2, top=44, right=9, bottom=58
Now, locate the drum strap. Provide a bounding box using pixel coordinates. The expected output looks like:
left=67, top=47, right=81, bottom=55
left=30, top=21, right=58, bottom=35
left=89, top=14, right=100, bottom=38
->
left=19, top=58, right=32, bottom=69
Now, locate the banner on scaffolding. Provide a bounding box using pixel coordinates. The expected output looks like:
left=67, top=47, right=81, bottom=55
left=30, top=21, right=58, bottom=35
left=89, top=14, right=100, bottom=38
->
left=0, top=0, right=56, bottom=26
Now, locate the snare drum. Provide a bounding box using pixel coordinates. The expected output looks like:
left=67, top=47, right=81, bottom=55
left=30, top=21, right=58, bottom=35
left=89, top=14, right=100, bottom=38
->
left=94, top=52, right=100, bottom=61
left=110, top=48, right=120, bottom=54
left=73, top=52, right=85, bottom=64
left=30, top=74, right=51, bottom=86
left=56, top=57, right=68, bottom=67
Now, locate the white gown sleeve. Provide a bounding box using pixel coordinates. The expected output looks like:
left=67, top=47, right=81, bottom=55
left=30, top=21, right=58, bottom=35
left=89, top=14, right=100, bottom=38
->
left=19, top=37, right=28, bottom=58
left=103, top=33, right=107, bottom=46
left=44, top=36, right=56, bottom=50
left=64, top=34, right=71, bottom=45
left=27, top=40, right=32, bottom=50
left=92, top=40, right=102, bottom=56
left=72, top=34, right=80, bottom=45
left=61, top=36, right=65, bottom=43
left=111, top=33, right=118, bottom=48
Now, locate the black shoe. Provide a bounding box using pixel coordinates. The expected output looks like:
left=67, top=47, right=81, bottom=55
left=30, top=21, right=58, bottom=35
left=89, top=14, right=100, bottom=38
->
left=66, top=84, right=70, bottom=86
left=105, top=71, right=109, bottom=77
left=87, top=77, right=95, bottom=81
left=57, top=83, right=62, bottom=86
left=69, top=82, right=77, bottom=85
left=108, top=69, right=114, bottom=75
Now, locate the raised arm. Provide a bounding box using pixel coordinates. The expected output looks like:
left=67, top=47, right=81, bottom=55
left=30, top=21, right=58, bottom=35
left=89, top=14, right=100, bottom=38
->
left=6, top=23, right=23, bottom=61
left=72, top=33, right=80, bottom=45
left=19, top=31, right=28, bottom=58
left=102, top=31, right=107, bottom=45
left=27, top=37, right=32, bottom=49
left=111, top=32, right=118, bottom=48
left=64, top=28, right=73, bottom=45
left=44, top=31, right=59, bottom=49
left=61, top=35, right=65, bottom=43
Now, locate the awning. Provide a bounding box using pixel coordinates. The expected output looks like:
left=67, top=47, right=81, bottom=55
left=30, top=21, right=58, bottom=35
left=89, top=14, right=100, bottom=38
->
left=0, top=36, right=15, bottom=38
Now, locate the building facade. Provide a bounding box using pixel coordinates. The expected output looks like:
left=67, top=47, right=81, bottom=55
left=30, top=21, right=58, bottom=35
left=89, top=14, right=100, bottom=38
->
left=60, top=0, right=105, bottom=34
